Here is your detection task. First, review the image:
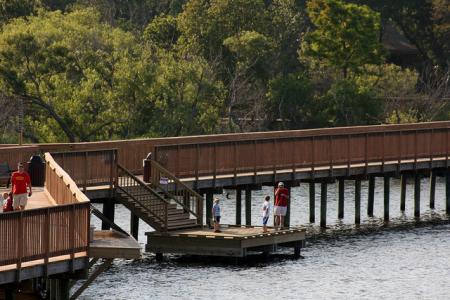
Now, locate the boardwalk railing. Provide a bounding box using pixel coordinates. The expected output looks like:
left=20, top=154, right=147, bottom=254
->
left=152, top=123, right=450, bottom=183
left=2, top=121, right=450, bottom=185
left=0, top=153, right=90, bottom=272
left=149, top=159, right=203, bottom=226
left=50, top=149, right=117, bottom=192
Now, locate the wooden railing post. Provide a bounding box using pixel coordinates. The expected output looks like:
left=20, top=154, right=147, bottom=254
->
left=16, top=211, right=23, bottom=282
left=69, top=204, right=75, bottom=272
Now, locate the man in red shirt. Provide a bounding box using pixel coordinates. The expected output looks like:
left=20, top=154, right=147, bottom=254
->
left=274, top=182, right=289, bottom=230
left=11, top=162, right=32, bottom=210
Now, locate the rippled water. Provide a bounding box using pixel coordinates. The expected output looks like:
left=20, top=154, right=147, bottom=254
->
left=82, top=177, right=450, bottom=300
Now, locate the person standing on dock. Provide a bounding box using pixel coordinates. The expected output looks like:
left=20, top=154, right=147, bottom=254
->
left=262, top=195, right=271, bottom=233
left=212, top=198, right=221, bottom=233
left=274, top=182, right=289, bottom=230
left=11, top=162, right=32, bottom=211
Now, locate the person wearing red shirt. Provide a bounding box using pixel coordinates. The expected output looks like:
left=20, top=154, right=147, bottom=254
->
left=274, top=182, right=289, bottom=230
left=2, top=192, right=14, bottom=212
left=11, top=162, right=32, bottom=211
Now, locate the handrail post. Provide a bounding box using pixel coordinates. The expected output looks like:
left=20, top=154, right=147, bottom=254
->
left=83, top=151, right=88, bottom=192
left=16, top=211, right=23, bottom=282
left=69, top=204, right=75, bottom=272
left=44, top=208, right=50, bottom=277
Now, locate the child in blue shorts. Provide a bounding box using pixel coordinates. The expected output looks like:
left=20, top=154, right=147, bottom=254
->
left=262, top=195, right=270, bottom=233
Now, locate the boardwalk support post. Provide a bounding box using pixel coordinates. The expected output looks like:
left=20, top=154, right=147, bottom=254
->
left=384, top=175, right=390, bottom=222
left=206, top=191, right=213, bottom=228
left=400, top=173, right=407, bottom=212
left=309, top=182, right=315, bottom=223
left=414, top=173, right=421, bottom=218
left=355, top=179, right=361, bottom=225
left=429, top=171, right=436, bottom=209
left=285, top=184, right=291, bottom=228
left=368, top=176, right=375, bottom=217
left=446, top=170, right=450, bottom=214
left=245, top=186, right=251, bottom=226
left=130, top=213, right=139, bottom=240
left=338, top=178, right=344, bottom=219
left=102, top=199, right=115, bottom=230
left=236, top=188, right=242, bottom=225
left=320, top=181, right=327, bottom=228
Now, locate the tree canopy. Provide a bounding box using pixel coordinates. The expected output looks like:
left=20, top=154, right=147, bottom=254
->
left=0, top=0, right=448, bottom=143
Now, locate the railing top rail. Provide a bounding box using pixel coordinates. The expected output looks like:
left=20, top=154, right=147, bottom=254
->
left=44, top=152, right=90, bottom=203
left=117, top=163, right=171, bottom=205
left=154, top=123, right=450, bottom=150
left=50, top=148, right=118, bottom=155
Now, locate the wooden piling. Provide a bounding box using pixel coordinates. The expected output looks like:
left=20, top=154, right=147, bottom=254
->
left=130, top=213, right=139, bottom=240
left=320, top=181, right=327, bottom=228
left=338, top=178, right=344, bottom=219
left=429, top=171, right=436, bottom=209
left=285, top=185, right=291, bottom=228
left=309, top=182, right=315, bottom=223
left=59, top=278, right=70, bottom=300
left=446, top=170, right=450, bottom=214
left=236, top=188, right=242, bottom=225
left=102, top=199, right=115, bottom=230
left=384, top=176, right=390, bottom=222
left=355, top=179, right=361, bottom=225
left=245, top=186, right=251, bottom=226
left=368, top=176, right=375, bottom=217
left=206, top=192, right=213, bottom=228
left=400, top=173, right=406, bottom=212
left=414, top=174, right=421, bottom=217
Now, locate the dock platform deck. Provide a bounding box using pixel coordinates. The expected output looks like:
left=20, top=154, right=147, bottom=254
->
left=89, top=230, right=141, bottom=259
left=146, top=225, right=305, bottom=258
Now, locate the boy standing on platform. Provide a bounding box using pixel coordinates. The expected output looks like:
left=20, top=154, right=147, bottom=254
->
left=11, top=163, right=32, bottom=211
left=262, top=195, right=271, bottom=233
left=212, top=198, right=221, bottom=233
left=274, top=182, right=289, bottom=230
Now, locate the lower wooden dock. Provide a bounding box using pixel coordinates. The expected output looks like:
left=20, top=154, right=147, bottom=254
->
left=146, top=225, right=305, bottom=259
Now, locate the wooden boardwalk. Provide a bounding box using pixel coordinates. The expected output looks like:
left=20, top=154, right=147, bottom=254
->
left=0, top=187, right=54, bottom=210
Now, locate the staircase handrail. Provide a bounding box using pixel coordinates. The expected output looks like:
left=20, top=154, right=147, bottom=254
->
left=117, top=164, right=168, bottom=230
left=149, top=159, right=204, bottom=226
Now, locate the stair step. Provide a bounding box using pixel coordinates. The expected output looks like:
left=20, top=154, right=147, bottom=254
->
left=167, top=224, right=200, bottom=231
left=168, top=213, right=191, bottom=221
left=167, top=219, right=197, bottom=226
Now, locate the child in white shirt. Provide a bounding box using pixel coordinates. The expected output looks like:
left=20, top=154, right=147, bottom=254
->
left=262, top=195, right=270, bottom=233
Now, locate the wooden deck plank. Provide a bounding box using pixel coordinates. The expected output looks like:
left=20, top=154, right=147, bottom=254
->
left=89, top=230, right=141, bottom=259
left=0, top=187, right=54, bottom=210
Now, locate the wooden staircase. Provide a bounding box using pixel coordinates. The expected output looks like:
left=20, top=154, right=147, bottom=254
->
left=115, top=164, right=201, bottom=232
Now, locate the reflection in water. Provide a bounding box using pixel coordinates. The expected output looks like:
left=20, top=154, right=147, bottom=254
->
left=84, top=177, right=450, bottom=300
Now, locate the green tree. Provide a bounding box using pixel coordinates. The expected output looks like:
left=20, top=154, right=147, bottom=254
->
left=266, top=72, right=326, bottom=129
left=0, top=0, right=41, bottom=25
left=300, top=0, right=384, bottom=78
left=357, top=0, right=450, bottom=68
left=0, top=9, right=140, bottom=142
left=320, top=78, right=382, bottom=126
left=144, top=14, right=180, bottom=50
left=147, top=51, right=225, bottom=136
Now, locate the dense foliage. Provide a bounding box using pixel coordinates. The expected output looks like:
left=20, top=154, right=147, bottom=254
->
left=0, top=0, right=448, bottom=143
